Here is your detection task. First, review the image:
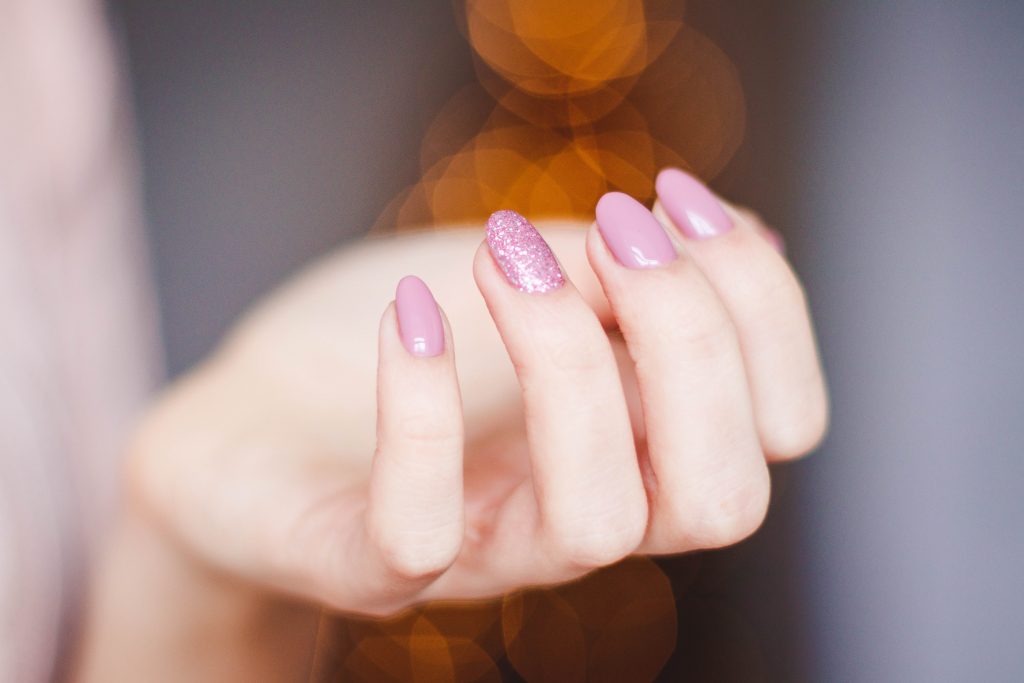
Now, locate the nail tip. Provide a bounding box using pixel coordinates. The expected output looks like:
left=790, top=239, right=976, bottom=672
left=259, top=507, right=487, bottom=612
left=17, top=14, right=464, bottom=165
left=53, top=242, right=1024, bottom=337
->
left=395, top=274, right=444, bottom=357
left=485, top=209, right=564, bottom=293
left=395, top=274, right=424, bottom=297
left=595, top=191, right=638, bottom=220
left=654, top=168, right=733, bottom=239
left=655, top=166, right=693, bottom=190
left=595, top=192, right=677, bottom=269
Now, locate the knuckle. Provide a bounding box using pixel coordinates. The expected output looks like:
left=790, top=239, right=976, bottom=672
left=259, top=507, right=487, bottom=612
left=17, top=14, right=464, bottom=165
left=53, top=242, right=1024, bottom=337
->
left=714, top=227, right=807, bottom=314
left=636, top=270, right=738, bottom=363
left=762, top=268, right=807, bottom=316
left=544, top=333, right=606, bottom=376
left=766, top=398, right=830, bottom=460
left=546, top=506, right=647, bottom=569
left=668, top=468, right=770, bottom=549
left=633, top=302, right=737, bottom=372
left=743, top=252, right=807, bottom=315
left=522, top=319, right=610, bottom=379
left=390, top=411, right=462, bottom=449
left=379, top=543, right=458, bottom=582
left=677, top=311, right=737, bottom=361
left=368, top=522, right=462, bottom=581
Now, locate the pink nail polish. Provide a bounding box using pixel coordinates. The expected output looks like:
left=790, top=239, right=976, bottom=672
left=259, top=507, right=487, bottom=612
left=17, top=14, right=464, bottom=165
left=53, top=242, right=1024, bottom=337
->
left=595, top=192, right=677, bottom=269
left=656, top=168, right=733, bottom=239
left=395, top=275, right=444, bottom=357
left=486, top=210, right=565, bottom=293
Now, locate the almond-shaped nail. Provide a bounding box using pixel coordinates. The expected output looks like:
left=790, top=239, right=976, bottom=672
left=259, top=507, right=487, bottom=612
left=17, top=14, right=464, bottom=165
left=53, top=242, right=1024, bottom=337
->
left=486, top=210, right=565, bottom=293
left=656, top=168, right=733, bottom=239
left=595, top=192, right=677, bottom=268
left=395, top=275, right=444, bottom=357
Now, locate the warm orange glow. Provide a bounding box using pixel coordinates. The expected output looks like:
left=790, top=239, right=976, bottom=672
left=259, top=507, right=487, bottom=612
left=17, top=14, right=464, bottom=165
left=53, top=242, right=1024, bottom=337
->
left=319, top=558, right=679, bottom=681
left=503, top=558, right=677, bottom=682
left=468, top=0, right=647, bottom=95
left=374, top=0, right=743, bottom=234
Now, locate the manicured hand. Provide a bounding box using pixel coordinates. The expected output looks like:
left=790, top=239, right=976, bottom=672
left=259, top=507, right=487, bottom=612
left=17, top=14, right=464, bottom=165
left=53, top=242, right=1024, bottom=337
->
left=129, top=170, right=827, bottom=617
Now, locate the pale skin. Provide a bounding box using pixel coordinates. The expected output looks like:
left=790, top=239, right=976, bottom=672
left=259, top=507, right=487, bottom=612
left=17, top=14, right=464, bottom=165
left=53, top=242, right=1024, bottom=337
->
left=75, top=197, right=828, bottom=681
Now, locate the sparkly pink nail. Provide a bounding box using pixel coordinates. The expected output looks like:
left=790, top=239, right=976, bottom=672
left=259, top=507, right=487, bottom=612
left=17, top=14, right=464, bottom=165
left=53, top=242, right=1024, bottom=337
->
left=486, top=210, right=565, bottom=293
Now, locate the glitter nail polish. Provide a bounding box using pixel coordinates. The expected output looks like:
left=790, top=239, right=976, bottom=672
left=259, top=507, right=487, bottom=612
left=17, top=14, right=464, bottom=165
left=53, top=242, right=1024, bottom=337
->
left=486, top=210, right=565, bottom=293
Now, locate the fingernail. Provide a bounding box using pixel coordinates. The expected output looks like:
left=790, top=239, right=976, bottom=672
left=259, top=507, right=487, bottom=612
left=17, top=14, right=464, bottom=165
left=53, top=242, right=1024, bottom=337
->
left=395, top=275, right=444, bottom=357
left=486, top=210, right=565, bottom=293
left=656, top=168, right=733, bottom=239
left=595, top=192, right=677, bottom=269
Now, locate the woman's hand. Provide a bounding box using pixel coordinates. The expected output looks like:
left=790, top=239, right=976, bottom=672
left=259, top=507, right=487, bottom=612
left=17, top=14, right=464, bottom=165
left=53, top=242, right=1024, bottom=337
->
left=82, top=172, right=826, bottom=678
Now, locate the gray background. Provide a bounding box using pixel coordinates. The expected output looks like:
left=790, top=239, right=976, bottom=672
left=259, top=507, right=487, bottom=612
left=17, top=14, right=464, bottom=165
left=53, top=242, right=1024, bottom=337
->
left=111, top=0, right=1024, bottom=679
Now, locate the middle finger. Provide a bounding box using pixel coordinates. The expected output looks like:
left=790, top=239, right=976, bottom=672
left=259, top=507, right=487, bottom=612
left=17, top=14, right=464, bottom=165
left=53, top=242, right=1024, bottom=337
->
left=471, top=210, right=648, bottom=585
left=589, top=192, right=770, bottom=554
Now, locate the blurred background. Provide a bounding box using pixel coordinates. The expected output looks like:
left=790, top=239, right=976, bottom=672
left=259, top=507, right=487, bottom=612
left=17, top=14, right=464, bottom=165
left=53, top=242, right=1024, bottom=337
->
left=5, top=0, right=1021, bottom=680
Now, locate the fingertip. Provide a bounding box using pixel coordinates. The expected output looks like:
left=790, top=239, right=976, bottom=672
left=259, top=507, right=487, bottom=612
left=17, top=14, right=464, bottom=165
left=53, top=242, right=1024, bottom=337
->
left=584, top=221, right=606, bottom=264
left=471, top=238, right=496, bottom=285
left=584, top=219, right=626, bottom=275
left=378, top=299, right=400, bottom=351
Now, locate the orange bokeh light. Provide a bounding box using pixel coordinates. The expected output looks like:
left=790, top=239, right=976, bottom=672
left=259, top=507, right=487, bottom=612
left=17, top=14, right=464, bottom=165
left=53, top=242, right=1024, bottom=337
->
left=376, top=0, right=742, bottom=234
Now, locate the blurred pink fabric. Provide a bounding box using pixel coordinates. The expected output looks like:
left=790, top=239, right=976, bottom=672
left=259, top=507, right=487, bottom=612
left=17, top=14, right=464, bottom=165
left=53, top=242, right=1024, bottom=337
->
left=0, top=1, right=160, bottom=679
